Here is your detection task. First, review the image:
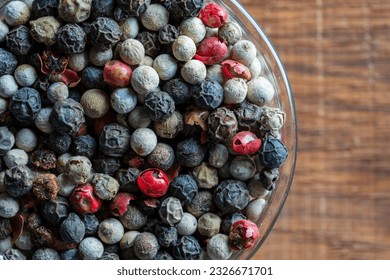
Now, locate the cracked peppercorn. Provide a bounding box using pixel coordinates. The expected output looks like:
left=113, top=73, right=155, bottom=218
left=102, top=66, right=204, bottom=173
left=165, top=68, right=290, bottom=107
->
left=57, top=24, right=87, bottom=54
left=90, top=17, right=122, bottom=49
left=99, top=123, right=130, bottom=157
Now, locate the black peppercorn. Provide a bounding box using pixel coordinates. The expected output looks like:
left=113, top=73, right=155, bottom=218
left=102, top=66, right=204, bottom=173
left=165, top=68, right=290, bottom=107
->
left=118, top=0, right=151, bottom=16
left=6, top=25, right=33, bottom=56
left=68, top=89, right=82, bottom=102
left=158, top=24, right=179, bottom=45
left=146, top=143, right=175, bottom=171
left=154, top=250, right=174, bottom=260
left=31, top=149, right=57, bottom=170
left=115, top=168, right=140, bottom=193
left=59, top=212, right=85, bottom=244
left=0, top=218, right=12, bottom=239
left=90, top=0, right=115, bottom=19
left=31, top=0, right=59, bottom=18
left=50, top=98, right=85, bottom=135
left=0, top=48, right=18, bottom=76
left=72, top=134, right=97, bottom=158
left=259, top=168, right=279, bottom=190
left=57, top=24, right=87, bottom=54
left=9, top=87, right=41, bottom=123
left=41, top=196, right=70, bottom=225
left=154, top=224, right=178, bottom=248
left=162, top=0, right=204, bottom=22
left=192, top=79, right=223, bottom=110
left=90, top=17, right=122, bottom=50
left=144, top=91, right=175, bottom=121
left=176, top=138, right=206, bottom=168
left=81, top=66, right=107, bottom=90
left=259, top=137, right=288, bottom=169
left=208, top=107, right=238, bottom=141
left=60, top=248, right=80, bottom=260
left=136, top=31, right=161, bottom=57
left=169, top=174, right=198, bottom=205
left=162, top=78, right=191, bottom=105
left=234, top=101, right=263, bottom=130
left=99, top=123, right=130, bottom=157
left=92, top=155, right=121, bottom=176
left=4, top=165, right=34, bottom=197
left=81, top=214, right=100, bottom=235
left=49, top=132, right=72, bottom=155
left=172, top=235, right=201, bottom=260
left=213, top=180, right=250, bottom=215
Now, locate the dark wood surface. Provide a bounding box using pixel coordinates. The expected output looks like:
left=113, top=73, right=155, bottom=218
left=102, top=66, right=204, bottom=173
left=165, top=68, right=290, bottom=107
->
left=241, top=0, right=390, bottom=260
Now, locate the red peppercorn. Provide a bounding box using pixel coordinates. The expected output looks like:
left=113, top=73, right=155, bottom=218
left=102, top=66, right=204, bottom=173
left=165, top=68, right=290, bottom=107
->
left=229, top=219, right=260, bottom=250
left=103, top=60, right=132, bottom=87
left=137, top=168, right=169, bottom=198
left=232, top=131, right=262, bottom=155
left=110, top=193, right=137, bottom=216
left=70, top=184, right=102, bottom=215
left=221, top=60, right=251, bottom=80
left=194, top=37, right=227, bottom=65
left=199, top=3, right=228, bottom=28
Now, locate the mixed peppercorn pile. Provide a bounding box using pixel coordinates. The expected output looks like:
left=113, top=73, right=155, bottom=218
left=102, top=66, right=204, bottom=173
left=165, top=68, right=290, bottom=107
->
left=0, top=0, right=288, bottom=260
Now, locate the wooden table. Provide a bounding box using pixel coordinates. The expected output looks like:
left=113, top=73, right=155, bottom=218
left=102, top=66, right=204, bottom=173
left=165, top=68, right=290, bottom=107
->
left=241, top=0, right=390, bottom=260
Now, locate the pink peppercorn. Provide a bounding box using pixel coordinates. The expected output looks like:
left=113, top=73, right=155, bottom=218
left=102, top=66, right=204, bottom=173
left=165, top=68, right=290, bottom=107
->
left=103, top=60, right=132, bottom=87
left=199, top=3, right=228, bottom=28
left=110, top=193, right=137, bottom=216
left=194, top=37, right=227, bottom=65
left=232, top=131, right=262, bottom=155
left=137, top=168, right=169, bottom=198
left=70, top=184, right=102, bottom=215
left=221, top=60, right=251, bottom=80
left=229, top=219, right=260, bottom=250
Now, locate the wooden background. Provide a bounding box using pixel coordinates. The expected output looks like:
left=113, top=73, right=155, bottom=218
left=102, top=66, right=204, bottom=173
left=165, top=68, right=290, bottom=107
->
left=241, top=0, right=390, bottom=259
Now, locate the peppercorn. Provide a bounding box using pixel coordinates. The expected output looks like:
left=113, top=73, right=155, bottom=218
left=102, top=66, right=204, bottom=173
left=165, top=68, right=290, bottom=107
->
left=259, top=107, right=286, bottom=132
left=223, top=78, right=248, bottom=104
left=65, top=156, right=91, bottom=185
left=82, top=66, right=106, bottom=90
left=47, top=82, right=68, bottom=104
left=80, top=214, right=99, bottom=236
left=213, top=180, right=250, bottom=215
left=185, top=190, right=214, bottom=218
left=80, top=89, right=110, bottom=119
left=41, top=196, right=70, bottom=225
left=158, top=196, right=183, bottom=226
left=259, top=137, right=288, bottom=169
left=153, top=111, right=184, bottom=139
left=3, top=1, right=30, bottom=27
left=133, top=232, right=160, bottom=260
left=98, top=218, right=124, bottom=245
left=0, top=237, right=12, bottom=255
left=71, top=135, right=96, bottom=158
left=90, top=0, right=115, bottom=19
left=30, top=16, right=61, bottom=46
left=229, top=156, right=256, bottom=181
left=92, top=173, right=120, bottom=201
left=125, top=107, right=149, bottom=130
left=33, top=173, right=59, bottom=200
left=0, top=193, right=19, bottom=218
left=131, top=65, right=160, bottom=95
left=157, top=24, right=178, bottom=45
left=4, top=148, right=29, bottom=168
left=231, top=131, right=262, bottom=156
left=191, top=79, right=223, bottom=110
left=9, top=86, right=41, bottom=123
left=60, top=248, right=80, bottom=260
left=13, top=64, right=37, bottom=88
left=78, top=237, right=104, bottom=260
left=221, top=212, right=247, bottom=235
left=0, top=127, right=15, bottom=156
left=31, top=149, right=57, bottom=170
left=194, top=37, right=227, bottom=65
left=4, top=165, right=34, bottom=198
left=59, top=212, right=85, bottom=244
left=118, top=231, right=139, bottom=251
left=136, top=31, right=161, bottom=57
left=208, top=143, right=229, bottom=168
left=146, top=143, right=175, bottom=171
left=48, top=133, right=70, bottom=155
left=221, top=60, right=251, bottom=81
left=15, top=229, right=33, bottom=251
left=231, top=40, right=257, bottom=66
left=103, top=60, right=133, bottom=88
left=168, top=174, right=196, bottom=205
left=144, top=91, right=175, bottom=121
left=140, top=4, right=169, bottom=32
left=32, top=0, right=59, bottom=18
left=50, top=98, right=85, bottom=135
left=68, top=52, right=89, bottom=72
left=207, top=233, right=232, bottom=260
left=136, top=168, right=168, bottom=198
left=92, top=156, right=121, bottom=176
left=0, top=21, right=9, bottom=43
left=89, top=47, right=113, bottom=67
left=90, top=17, right=122, bottom=49
left=176, top=138, right=206, bottom=168
left=178, top=17, right=205, bottom=44
left=152, top=54, right=177, bottom=81
left=208, top=107, right=238, bottom=141
left=229, top=219, right=260, bottom=250
left=99, top=123, right=130, bottom=157
left=110, top=88, right=136, bottom=115
left=233, top=101, right=262, bottom=130
left=119, top=205, right=147, bottom=230
left=192, top=163, right=219, bottom=190
left=154, top=224, right=178, bottom=248
left=172, top=235, right=201, bottom=260
left=153, top=250, right=173, bottom=260
left=172, top=35, right=196, bottom=62
left=197, top=212, right=221, bottom=237
left=199, top=3, right=227, bottom=28
left=0, top=48, right=18, bottom=76
left=56, top=153, right=71, bottom=175
left=162, top=0, right=204, bottom=22
left=56, top=173, right=75, bottom=197
left=181, top=59, right=207, bottom=85
left=175, top=212, right=196, bottom=236
left=0, top=218, right=12, bottom=239
left=218, top=21, right=242, bottom=45
left=161, top=78, right=190, bottom=105
left=56, top=24, right=87, bottom=54
left=31, top=225, right=54, bottom=247
left=246, top=76, right=275, bottom=106
left=58, top=0, right=92, bottom=23
left=120, top=17, right=139, bottom=41
left=0, top=75, right=18, bottom=98
left=115, top=168, right=140, bottom=193
left=248, top=57, right=262, bottom=80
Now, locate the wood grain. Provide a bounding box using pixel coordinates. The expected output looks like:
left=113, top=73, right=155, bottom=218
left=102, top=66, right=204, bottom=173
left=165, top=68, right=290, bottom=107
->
left=241, top=0, right=390, bottom=259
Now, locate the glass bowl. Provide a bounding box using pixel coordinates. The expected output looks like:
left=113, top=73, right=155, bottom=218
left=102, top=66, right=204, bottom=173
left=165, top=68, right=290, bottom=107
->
left=214, top=0, right=298, bottom=260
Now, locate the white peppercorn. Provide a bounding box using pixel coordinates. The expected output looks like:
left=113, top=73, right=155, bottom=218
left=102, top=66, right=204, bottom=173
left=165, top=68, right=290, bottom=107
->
left=128, top=106, right=152, bottom=129
left=92, top=173, right=119, bottom=200
left=111, top=87, right=137, bottom=114
left=140, top=4, right=169, bottom=31
left=78, top=237, right=104, bottom=260
left=47, top=82, right=69, bottom=104
left=223, top=78, right=248, bottom=104
left=179, top=17, right=206, bottom=44
left=68, top=52, right=89, bottom=72
left=248, top=57, right=262, bottom=80
left=0, top=126, right=15, bottom=156
left=0, top=74, right=18, bottom=98
left=119, top=38, right=145, bottom=65
left=231, top=40, right=257, bottom=66
left=14, top=64, right=38, bottom=87
left=206, top=64, right=223, bottom=85
left=29, top=16, right=61, bottom=46
left=80, top=89, right=110, bottom=118
left=119, top=231, right=140, bottom=250
left=0, top=21, right=9, bottom=43
left=98, top=218, right=124, bottom=244
left=130, top=128, right=157, bottom=156
left=176, top=212, right=197, bottom=236
left=15, top=128, right=37, bottom=152
left=246, top=76, right=275, bottom=106
left=181, top=59, right=207, bottom=85
left=172, top=35, right=196, bottom=62
left=139, top=55, right=154, bottom=67
left=66, top=156, right=92, bottom=185
left=4, top=149, right=28, bottom=175
left=206, top=233, right=232, bottom=260
left=245, top=198, right=267, bottom=222
left=58, top=0, right=92, bottom=23
left=131, top=65, right=159, bottom=95
left=0, top=193, right=19, bottom=218
left=120, top=17, right=139, bottom=40
left=3, top=1, right=30, bottom=26
left=57, top=173, right=76, bottom=197
left=153, top=54, right=178, bottom=81
left=89, top=47, right=113, bottom=67
left=197, top=212, right=221, bottom=237
left=0, top=97, right=8, bottom=114
left=35, top=108, right=54, bottom=134
left=218, top=22, right=242, bottom=45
